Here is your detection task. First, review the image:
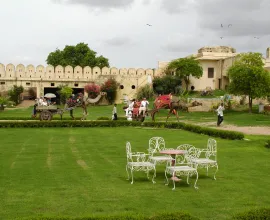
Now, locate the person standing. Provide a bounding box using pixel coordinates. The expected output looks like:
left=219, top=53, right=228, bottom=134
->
left=139, top=98, right=149, bottom=117
left=112, top=104, right=118, bottom=120
left=216, top=103, right=225, bottom=126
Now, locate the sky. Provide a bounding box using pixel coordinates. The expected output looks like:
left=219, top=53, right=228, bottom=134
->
left=1, top=0, right=270, bottom=69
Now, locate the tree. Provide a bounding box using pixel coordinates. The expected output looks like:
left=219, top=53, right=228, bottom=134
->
left=58, top=84, right=73, bottom=104
left=166, top=57, right=203, bottom=91
left=136, top=84, right=155, bottom=100
left=46, top=43, right=110, bottom=68
left=8, top=85, right=24, bottom=105
left=153, top=75, right=182, bottom=95
left=228, top=52, right=270, bottom=113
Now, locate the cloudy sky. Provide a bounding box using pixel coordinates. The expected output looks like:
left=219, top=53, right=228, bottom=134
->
left=1, top=0, right=270, bottom=68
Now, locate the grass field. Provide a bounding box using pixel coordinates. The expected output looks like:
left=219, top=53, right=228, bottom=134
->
left=1, top=128, right=270, bottom=219
left=1, top=104, right=270, bottom=127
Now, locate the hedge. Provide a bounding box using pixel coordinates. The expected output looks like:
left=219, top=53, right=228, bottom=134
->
left=18, top=211, right=199, bottom=220
left=0, top=120, right=244, bottom=140
left=233, top=208, right=270, bottom=220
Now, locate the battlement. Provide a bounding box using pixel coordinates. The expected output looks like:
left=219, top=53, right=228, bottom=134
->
left=0, top=64, right=155, bottom=80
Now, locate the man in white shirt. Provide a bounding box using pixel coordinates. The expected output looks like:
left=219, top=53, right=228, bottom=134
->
left=216, top=103, right=225, bottom=126
left=126, top=99, right=135, bottom=116
left=139, top=98, right=149, bottom=117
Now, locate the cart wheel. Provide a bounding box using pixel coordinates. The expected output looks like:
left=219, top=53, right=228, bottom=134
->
left=40, top=111, right=52, bottom=121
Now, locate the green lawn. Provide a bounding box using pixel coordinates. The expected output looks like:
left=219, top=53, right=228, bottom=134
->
left=0, top=128, right=269, bottom=219
left=1, top=104, right=269, bottom=127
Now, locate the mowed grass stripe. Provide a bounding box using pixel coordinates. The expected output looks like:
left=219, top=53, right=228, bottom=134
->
left=0, top=128, right=270, bottom=220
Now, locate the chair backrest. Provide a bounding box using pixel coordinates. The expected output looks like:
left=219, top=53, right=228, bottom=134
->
left=126, top=141, right=133, bottom=163
left=176, top=144, right=195, bottom=164
left=148, top=137, right=165, bottom=156
left=185, top=147, right=201, bottom=166
left=206, top=138, right=217, bottom=160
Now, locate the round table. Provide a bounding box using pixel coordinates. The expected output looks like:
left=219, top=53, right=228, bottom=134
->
left=160, top=149, right=186, bottom=181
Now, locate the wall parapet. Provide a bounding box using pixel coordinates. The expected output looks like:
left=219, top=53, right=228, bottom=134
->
left=0, top=64, right=156, bottom=80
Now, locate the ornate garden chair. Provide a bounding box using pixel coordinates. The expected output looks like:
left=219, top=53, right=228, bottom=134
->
left=165, top=147, right=200, bottom=190
left=126, top=142, right=156, bottom=184
left=176, top=144, right=196, bottom=164
left=191, top=138, right=218, bottom=180
left=148, top=137, right=172, bottom=165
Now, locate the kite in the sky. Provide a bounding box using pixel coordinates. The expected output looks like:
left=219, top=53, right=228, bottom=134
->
left=146, top=24, right=152, bottom=26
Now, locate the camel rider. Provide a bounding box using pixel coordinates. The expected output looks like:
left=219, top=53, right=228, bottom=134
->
left=139, top=98, right=149, bottom=117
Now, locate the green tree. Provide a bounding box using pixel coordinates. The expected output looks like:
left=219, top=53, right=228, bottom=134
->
left=166, top=57, right=203, bottom=91
left=8, top=85, right=24, bottom=105
left=228, top=52, right=270, bottom=113
left=153, top=75, right=182, bottom=95
left=136, top=84, right=155, bottom=100
left=58, top=84, right=73, bottom=104
left=46, top=43, right=110, bottom=68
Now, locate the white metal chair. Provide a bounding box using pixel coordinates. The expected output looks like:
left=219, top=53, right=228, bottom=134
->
left=176, top=144, right=196, bottom=164
left=191, top=138, right=218, bottom=180
left=126, top=142, right=156, bottom=184
left=148, top=137, right=172, bottom=165
left=165, top=147, right=200, bottom=190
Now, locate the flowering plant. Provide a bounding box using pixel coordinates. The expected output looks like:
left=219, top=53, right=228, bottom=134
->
left=101, top=78, right=119, bottom=104
left=84, top=83, right=100, bottom=98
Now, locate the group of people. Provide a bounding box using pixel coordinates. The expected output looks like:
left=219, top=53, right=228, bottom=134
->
left=35, top=97, right=55, bottom=107
left=125, top=98, right=149, bottom=117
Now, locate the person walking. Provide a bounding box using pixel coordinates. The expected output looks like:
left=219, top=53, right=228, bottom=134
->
left=112, top=104, right=118, bottom=120
left=216, top=103, right=225, bottom=126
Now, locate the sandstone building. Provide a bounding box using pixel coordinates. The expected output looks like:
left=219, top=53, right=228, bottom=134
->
left=1, top=46, right=270, bottom=104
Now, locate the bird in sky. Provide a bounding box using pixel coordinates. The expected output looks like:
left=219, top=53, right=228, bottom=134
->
left=146, top=24, right=152, bottom=26
left=221, top=24, right=223, bottom=27
left=228, top=24, right=232, bottom=27
left=254, top=36, right=260, bottom=39
left=220, top=37, right=224, bottom=39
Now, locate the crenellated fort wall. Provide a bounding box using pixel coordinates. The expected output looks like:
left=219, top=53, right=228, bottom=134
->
left=0, top=63, right=162, bottom=103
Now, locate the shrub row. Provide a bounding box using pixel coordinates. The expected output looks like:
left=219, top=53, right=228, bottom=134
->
left=233, top=208, right=270, bottom=219
left=0, top=117, right=81, bottom=121
left=0, top=120, right=244, bottom=140
left=20, top=212, right=199, bottom=220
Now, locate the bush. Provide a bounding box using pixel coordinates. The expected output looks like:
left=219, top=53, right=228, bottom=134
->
left=58, top=84, right=73, bottom=104
left=149, top=212, right=199, bottom=220
left=265, top=140, right=270, bottom=149
left=101, top=78, right=119, bottom=104
left=136, top=84, right=155, bottom=100
left=0, top=121, right=244, bottom=140
left=233, top=208, right=270, bottom=220
left=85, top=83, right=100, bottom=98
left=8, top=85, right=24, bottom=105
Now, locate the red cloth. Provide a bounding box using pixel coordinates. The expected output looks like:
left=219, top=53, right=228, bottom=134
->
left=154, top=94, right=172, bottom=108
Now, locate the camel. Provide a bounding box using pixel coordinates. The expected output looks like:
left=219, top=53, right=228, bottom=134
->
left=151, top=94, right=202, bottom=122
left=65, top=92, right=107, bottom=120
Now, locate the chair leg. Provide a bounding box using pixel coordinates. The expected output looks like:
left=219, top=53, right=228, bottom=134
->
left=165, top=170, right=169, bottom=185
left=172, top=172, right=176, bottom=190
left=206, top=165, right=209, bottom=176
left=214, top=164, right=218, bottom=180
left=126, top=165, right=130, bottom=180
left=187, top=174, right=190, bottom=185
left=152, top=167, right=156, bottom=184
left=194, top=171, right=199, bottom=190
left=131, top=168, right=134, bottom=184
left=147, top=170, right=150, bottom=179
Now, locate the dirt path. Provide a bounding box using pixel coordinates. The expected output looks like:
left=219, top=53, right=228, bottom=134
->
left=197, top=122, right=270, bottom=135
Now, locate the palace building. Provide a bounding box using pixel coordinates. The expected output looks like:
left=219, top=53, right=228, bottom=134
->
left=1, top=46, right=270, bottom=103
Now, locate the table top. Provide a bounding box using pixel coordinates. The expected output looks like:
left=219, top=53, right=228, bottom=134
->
left=159, top=149, right=186, bottom=155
